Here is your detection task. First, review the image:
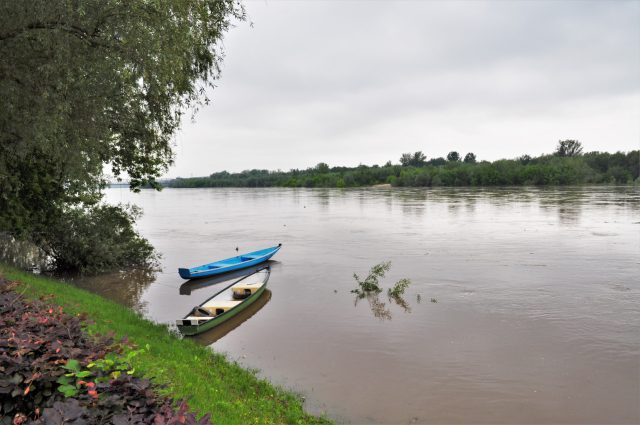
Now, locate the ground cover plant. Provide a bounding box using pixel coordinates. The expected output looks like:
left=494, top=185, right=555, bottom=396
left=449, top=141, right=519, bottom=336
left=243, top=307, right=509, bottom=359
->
left=0, top=278, right=208, bottom=424
left=0, top=265, right=332, bottom=425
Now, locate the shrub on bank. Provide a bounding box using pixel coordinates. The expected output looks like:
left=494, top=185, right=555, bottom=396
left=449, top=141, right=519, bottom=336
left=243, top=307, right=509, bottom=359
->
left=0, top=279, right=207, bottom=425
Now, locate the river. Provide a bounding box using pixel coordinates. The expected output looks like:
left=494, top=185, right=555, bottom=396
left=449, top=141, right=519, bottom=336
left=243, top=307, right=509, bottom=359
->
left=69, top=186, right=639, bottom=424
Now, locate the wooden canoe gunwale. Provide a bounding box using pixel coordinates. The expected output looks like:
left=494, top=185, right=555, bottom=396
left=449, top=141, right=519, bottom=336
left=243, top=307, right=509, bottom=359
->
left=177, top=267, right=270, bottom=336
left=178, top=284, right=267, bottom=336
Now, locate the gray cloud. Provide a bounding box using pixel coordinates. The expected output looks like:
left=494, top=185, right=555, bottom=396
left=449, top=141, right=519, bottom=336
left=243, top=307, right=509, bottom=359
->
left=170, top=0, right=639, bottom=176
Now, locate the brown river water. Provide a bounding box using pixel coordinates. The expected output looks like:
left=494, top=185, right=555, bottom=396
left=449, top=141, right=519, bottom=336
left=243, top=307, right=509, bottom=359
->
left=60, top=187, right=639, bottom=423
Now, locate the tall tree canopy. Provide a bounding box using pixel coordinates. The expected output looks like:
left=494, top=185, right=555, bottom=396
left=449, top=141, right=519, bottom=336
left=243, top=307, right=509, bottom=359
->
left=463, top=152, right=477, bottom=164
left=446, top=151, right=460, bottom=162
left=399, top=151, right=427, bottom=167
left=555, top=140, right=583, bottom=157
left=0, top=0, right=244, bottom=272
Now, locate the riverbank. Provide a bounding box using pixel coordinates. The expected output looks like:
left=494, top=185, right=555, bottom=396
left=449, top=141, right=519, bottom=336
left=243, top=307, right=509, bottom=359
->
left=0, top=264, right=332, bottom=425
left=163, top=150, right=639, bottom=189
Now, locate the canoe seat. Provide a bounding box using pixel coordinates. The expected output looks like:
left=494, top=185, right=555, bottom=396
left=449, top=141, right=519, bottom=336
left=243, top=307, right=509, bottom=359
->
left=232, top=283, right=261, bottom=299
left=177, top=317, right=211, bottom=326
left=182, top=316, right=211, bottom=322
left=239, top=256, right=255, bottom=261
left=201, top=300, right=241, bottom=316
left=191, top=306, right=212, bottom=317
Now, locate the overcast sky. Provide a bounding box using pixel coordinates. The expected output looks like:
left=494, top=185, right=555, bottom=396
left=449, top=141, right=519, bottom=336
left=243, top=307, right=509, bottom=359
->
left=168, top=0, right=640, bottom=177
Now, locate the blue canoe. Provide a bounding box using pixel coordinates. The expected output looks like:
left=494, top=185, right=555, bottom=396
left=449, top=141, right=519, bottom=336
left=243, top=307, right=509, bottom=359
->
left=178, top=244, right=281, bottom=279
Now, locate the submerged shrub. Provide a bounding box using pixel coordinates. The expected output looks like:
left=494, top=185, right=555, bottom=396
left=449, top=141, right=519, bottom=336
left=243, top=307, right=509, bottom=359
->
left=388, top=278, right=411, bottom=298
left=351, top=262, right=391, bottom=297
left=352, top=263, right=414, bottom=319
left=38, top=204, right=156, bottom=274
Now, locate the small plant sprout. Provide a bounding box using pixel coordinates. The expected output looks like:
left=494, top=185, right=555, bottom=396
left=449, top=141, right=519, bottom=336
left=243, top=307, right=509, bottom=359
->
left=57, top=359, right=93, bottom=398
left=87, top=346, right=147, bottom=381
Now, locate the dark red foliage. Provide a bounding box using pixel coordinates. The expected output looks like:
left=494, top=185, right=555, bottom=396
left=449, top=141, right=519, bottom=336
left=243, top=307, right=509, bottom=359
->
left=0, top=278, right=210, bottom=425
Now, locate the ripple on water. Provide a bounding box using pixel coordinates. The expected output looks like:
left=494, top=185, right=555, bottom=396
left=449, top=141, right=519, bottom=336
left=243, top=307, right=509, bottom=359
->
left=35, top=186, right=640, bottom=425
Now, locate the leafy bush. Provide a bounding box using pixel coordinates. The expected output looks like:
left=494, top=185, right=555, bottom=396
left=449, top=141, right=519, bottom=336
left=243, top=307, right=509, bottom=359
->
left=1, top=0, right=244, bottom=274
left=0, top=279, right=208, bottom=425
left=38, top=204, right=156, bottom=274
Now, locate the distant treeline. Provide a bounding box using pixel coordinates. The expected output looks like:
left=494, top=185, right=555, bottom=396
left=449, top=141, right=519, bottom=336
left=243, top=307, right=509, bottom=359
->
left=166, top=141, right=639, bottom=188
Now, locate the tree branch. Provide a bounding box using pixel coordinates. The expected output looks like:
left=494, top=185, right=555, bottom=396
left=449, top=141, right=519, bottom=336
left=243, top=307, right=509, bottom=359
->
left=0, top=21, right=117, bottom=48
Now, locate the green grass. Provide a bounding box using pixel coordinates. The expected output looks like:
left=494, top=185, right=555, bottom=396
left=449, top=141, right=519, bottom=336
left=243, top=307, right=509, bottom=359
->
left=0, top=264, right=332, bottom=425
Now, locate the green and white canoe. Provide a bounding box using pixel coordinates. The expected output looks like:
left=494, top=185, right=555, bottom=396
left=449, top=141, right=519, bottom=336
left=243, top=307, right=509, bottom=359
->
left=176, top=267, right=270, bottom=336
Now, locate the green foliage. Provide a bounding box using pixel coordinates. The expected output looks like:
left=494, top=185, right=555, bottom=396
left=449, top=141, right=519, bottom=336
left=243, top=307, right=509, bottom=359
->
left=167, top=149, right=638, bottom=189
left=400, top=151, right=427, bottom=167
left=352, top=261, right=390, bottom=297
left=400, top=153, right=413, bottom=166
left=315, top=162, right=330, bottom=173
left=519, top=154, right=532, bottom=165
left=56, top=359, right=92, bottom=397
left=352, top=262, right=414, bottom=319
left=39, top=204, right=155, bottom=273
left=2, top=265, right=332, bottom=425
left=0, top=0, right=244, bottom=272
left=0, top=280, right=213, bottom=423
left=463, top=152, right=477, bottom=164
left=429, top=157, right=447, bottom=166
left=447, top=151, right=461, bottom=162
left=387, top=278, right=411, bottom=298
left=555, top=139, right=583, bottom=157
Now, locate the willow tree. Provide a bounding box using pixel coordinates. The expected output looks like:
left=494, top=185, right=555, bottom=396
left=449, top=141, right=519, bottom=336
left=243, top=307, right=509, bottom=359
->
left=0, top=1, right=244, bottom=272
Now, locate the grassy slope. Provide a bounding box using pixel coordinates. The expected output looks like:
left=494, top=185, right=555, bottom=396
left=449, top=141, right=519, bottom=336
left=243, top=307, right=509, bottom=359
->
left=0, top=264, right=332, bottom=425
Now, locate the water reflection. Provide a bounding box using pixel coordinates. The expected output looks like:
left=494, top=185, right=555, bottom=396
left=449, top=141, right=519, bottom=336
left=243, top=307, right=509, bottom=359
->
left=359, top=294, right=391, bottom=320
left=192, top=289, right=272, bottom=345
left=69, top=266, right=158, bottom=312
left=179, top=263, right=275, bottom=295
left=353, top=291, right=413, bottom=320
left=465, top=195, right=476, bottom=213
left=0, top=233, right=50, bottom=271
left=535, top=187, right=587, bottom=225
left=388, top=293, right=411, bottom=313
left=352, top=262, right=413, bottom=320
left=557, top=206, right=581, bottom=225
left=46, top=186, right=640, bottom=424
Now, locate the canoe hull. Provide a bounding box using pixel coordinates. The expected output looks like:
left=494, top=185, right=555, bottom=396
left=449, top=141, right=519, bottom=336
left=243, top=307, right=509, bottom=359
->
left=178, top=245, right=280, bottom=279
left=177, top=283, right=267, bottom=336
